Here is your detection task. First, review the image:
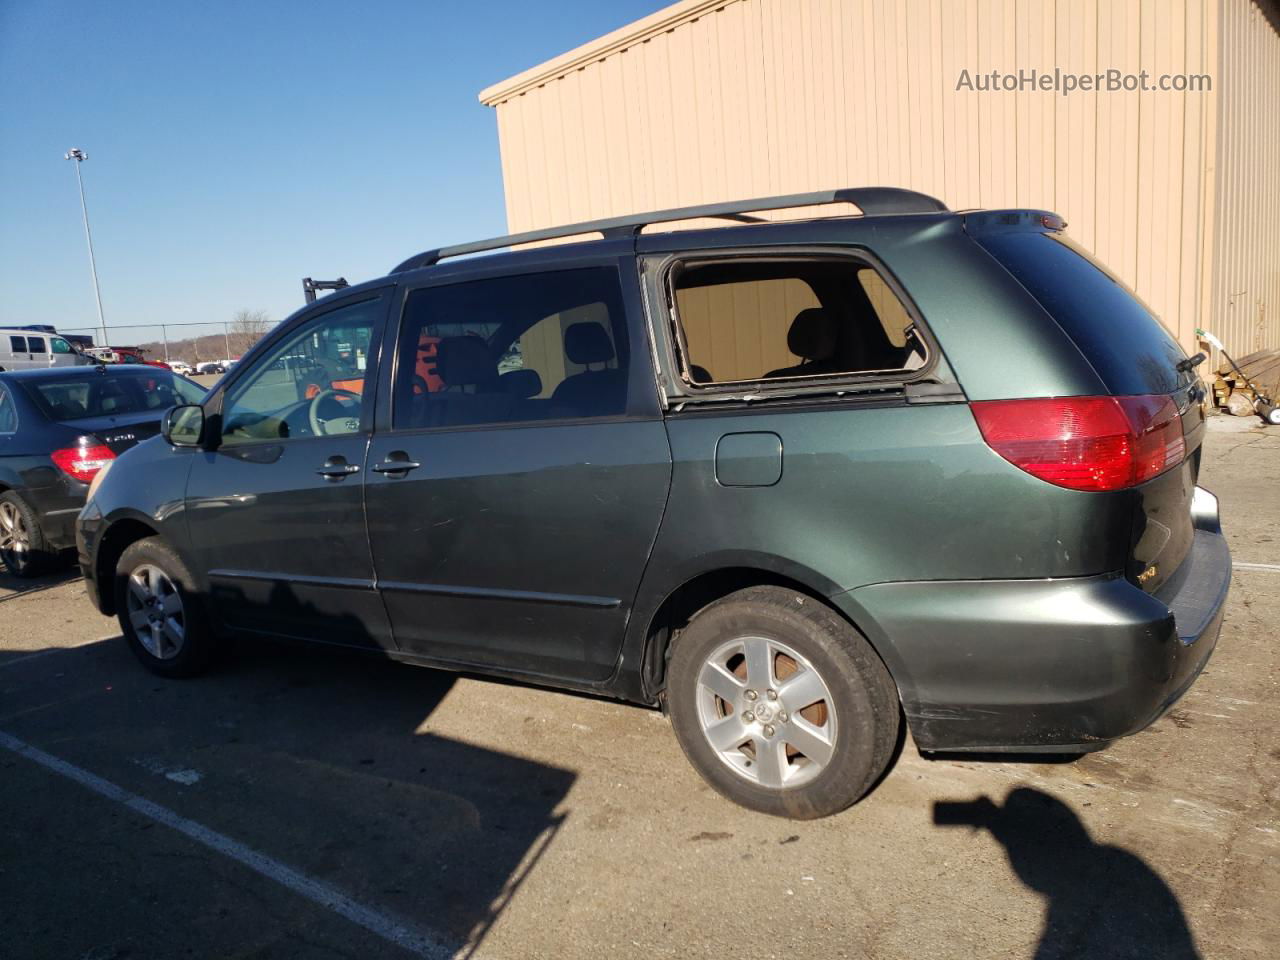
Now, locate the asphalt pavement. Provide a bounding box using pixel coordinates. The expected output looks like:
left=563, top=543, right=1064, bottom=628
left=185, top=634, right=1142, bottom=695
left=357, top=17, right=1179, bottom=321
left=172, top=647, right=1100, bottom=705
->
left=1, top=415, right=1276, bottom=959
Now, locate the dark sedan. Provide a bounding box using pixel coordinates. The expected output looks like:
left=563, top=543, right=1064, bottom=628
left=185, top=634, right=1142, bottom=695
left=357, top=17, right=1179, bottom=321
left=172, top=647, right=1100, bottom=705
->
left=0, top=365, right=205, bottom=577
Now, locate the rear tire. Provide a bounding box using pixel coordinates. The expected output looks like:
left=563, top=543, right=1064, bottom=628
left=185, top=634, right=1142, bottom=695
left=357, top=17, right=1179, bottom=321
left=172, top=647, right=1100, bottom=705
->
left=0, top=492, right=50, bottom=578
left=667, top=586, right=900, bottom=819
left=114, top=537, right=215, bottom=677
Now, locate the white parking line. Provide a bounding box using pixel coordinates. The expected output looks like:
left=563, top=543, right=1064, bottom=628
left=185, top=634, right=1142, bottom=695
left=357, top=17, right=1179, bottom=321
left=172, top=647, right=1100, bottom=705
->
left=0, top=731, right=455, bottom=960
left=1235, top=562, right=1280, bottom=572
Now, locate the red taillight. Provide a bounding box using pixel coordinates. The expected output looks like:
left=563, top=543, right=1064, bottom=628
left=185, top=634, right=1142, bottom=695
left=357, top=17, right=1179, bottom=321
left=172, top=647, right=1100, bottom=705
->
left=51, top=440, right=116, bottom=485
left=971, top=395, right=1186, bottom=492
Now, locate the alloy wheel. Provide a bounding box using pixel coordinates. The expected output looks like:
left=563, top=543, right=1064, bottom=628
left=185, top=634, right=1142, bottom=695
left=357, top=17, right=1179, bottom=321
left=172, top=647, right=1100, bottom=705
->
left=0, top=501, right=31, bottom=574
left=125, top=564, right=186, bottom=660
left=695, top=635, right=839, bottom=789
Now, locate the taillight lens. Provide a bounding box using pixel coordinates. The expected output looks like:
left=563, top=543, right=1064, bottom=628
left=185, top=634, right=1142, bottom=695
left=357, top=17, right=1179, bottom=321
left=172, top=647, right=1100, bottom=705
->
left=51, top=440, right=116, bottom=485
left=971, top=395, right=1185, bottom=492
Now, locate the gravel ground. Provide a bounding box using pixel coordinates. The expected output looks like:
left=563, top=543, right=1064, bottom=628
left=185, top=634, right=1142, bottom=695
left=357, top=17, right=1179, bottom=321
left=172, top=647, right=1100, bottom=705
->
left=1, top=415, right=1276, bottom=959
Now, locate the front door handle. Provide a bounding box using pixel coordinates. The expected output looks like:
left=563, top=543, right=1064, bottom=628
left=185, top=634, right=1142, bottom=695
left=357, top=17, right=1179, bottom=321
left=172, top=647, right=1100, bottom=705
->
left=371, top=452, right=421, bottom=477
left=316, top=456, right=360, bottom=480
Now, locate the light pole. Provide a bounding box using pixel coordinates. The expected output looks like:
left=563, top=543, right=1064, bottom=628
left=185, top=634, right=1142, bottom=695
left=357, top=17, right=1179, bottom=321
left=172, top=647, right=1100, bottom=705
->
left=64, top=148, right=108, bottom=349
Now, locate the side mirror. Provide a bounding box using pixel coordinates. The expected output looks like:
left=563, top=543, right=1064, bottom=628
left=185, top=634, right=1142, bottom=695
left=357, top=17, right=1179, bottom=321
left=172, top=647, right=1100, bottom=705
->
left=162, top=404, right=205, bottom=447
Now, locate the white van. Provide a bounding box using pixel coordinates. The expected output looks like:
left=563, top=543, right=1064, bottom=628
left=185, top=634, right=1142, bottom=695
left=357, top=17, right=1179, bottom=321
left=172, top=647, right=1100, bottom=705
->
left=0, top=329, right=92, bottom=371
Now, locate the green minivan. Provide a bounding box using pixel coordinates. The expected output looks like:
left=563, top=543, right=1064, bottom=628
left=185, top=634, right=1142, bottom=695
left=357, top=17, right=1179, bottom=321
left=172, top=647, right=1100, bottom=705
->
left=77, top=188, right=1230, bottom=819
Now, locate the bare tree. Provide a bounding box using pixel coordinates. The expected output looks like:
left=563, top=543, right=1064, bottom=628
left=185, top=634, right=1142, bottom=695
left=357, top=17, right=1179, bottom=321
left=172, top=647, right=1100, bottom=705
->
left=228, top=309, right=271, bottom=358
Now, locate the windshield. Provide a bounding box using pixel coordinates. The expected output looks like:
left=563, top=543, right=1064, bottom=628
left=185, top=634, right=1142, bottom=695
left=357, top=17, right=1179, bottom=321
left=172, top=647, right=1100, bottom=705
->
left=24, top=372, right=205, bottom=421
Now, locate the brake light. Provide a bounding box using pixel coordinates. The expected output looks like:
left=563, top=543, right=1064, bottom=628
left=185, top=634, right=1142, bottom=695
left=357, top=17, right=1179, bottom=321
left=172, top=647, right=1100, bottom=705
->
left=971, top=395, right=1185, bottom=492
left=51, top=440, right=116, bottom=484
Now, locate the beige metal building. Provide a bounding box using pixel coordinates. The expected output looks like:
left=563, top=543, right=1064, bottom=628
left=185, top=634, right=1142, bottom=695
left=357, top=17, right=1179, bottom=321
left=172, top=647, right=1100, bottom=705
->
left=479, top=0, right=1280, bottom=364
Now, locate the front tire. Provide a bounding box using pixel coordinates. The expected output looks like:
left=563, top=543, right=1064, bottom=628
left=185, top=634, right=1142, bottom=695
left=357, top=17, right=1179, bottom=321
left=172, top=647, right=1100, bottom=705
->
left=667, top=586, right=900, bottom=819
left=115, top=537, right=215, bottom=677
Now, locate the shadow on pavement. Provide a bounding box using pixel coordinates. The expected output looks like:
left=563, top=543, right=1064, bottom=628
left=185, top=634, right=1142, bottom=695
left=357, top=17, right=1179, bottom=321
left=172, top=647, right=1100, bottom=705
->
left=0, top=563, right=81, bottom=603
left=934, top=787, right=1201, bottom=960
left=1, top=595, right=577, bottom=958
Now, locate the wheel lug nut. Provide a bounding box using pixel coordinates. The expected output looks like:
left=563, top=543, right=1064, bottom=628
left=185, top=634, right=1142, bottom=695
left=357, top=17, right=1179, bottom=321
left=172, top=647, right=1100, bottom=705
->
left=766, top=689, right=778, bottom=700
left=742, top=711, right=754, bottom=723
left=779, top=712, right=789, bottom=722
left=744, top=689, right=758, bottom=701
left=763, top=725, right=776, bottom=738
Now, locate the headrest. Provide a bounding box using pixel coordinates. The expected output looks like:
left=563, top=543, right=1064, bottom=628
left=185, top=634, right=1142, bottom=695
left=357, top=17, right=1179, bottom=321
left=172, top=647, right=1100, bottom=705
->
left=564, top=323, right=615, bottom=365
left=787, top=308, right=838, bottom=360
left=500, top=368, right=542, bottom=399
left=689, top=364, right=713, bottom=384
left=437, top=336, right=496, bottom=388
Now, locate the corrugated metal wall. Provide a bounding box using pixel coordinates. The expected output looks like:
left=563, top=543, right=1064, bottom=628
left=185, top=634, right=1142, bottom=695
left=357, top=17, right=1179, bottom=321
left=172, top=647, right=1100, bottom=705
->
left=482, top=0, right=1280, bottom=356
left=1210, top=0, right=1280, bottom=360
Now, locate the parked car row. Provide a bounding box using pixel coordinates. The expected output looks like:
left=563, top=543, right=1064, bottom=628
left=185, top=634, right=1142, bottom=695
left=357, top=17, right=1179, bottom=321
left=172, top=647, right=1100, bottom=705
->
left=71, top=187, right=1230, bottom=819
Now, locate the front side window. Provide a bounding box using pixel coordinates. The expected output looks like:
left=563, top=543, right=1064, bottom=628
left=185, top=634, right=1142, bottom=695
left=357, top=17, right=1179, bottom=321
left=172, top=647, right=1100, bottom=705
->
left=0, top=385, right=16, bottom=433
left=220, top=297, right=380, bottom=445
left=51, top=337, right=73, bottom=354
left=668, top=257, right=926, bottom=386
left=393, top=267, right=630, bottom=430
left=8, top=336, right=26, bottom=353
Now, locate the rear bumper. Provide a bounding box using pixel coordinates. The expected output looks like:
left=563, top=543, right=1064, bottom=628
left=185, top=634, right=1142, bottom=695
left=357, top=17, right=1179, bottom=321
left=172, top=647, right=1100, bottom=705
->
left=833, top=486, right=1230, bottom=752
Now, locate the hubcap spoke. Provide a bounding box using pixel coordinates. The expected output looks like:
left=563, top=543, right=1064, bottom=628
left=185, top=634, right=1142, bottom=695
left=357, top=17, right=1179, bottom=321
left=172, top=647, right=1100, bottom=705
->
left=742, top=637, right=774, bottom=691
left=699, top=662, right=745, bottom=703
left=704, top=713, right=748, bottom=752
left=162, top=618, right=184, bottom=646
left=161, top=592, right=183, bottom=617
left=129, top=609, right=151, bottom=631
left=778, top=668, right=828, bottom=712
left=752, top=735, right=786, bottom=788
left=781, top=717, right=835, bottom=767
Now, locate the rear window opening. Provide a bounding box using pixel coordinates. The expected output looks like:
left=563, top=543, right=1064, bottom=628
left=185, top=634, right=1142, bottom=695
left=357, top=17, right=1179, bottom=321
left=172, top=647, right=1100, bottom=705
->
left=666, top=256, right=927, bottom=388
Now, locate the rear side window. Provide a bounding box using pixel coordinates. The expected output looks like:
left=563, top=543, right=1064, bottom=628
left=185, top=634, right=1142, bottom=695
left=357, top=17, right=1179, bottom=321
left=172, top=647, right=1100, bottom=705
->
left=393, top=267, right=630, bottom=429
left=0, top=385, right=16, bottom=433
left=667, top=257, right=925, bottom=385
left=28, top=337, right=46, bottom=354
left=974, top=229, right=1187, bottom=395
left=8, top=336, right=26, bottom=353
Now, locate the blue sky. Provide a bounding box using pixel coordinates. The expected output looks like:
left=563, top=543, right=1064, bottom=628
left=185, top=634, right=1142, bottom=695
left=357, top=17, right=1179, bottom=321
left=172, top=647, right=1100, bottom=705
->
left=0, top=0, right=661, bottom=343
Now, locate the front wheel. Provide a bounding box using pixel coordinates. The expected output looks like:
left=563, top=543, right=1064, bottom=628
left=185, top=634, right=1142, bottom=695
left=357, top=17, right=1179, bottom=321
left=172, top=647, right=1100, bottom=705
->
left=115, top=537, right=216, bottom=677
left=667, top=586, right=900, bottom=819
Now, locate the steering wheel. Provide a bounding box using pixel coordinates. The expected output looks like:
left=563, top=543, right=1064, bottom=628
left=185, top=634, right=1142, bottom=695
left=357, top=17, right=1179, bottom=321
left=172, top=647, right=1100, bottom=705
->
left=308, top=388, right=362, bottom=436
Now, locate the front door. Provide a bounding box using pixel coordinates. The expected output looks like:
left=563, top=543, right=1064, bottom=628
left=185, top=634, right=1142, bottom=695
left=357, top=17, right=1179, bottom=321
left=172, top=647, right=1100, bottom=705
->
left=364, top=265, right=671, bottom=681
left=186, top=292, right=392, bottom=649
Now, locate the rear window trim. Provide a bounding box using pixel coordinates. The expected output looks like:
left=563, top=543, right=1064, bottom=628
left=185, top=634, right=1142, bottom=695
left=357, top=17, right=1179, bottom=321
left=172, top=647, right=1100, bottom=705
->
left=652, top=246, right=942, bottom=403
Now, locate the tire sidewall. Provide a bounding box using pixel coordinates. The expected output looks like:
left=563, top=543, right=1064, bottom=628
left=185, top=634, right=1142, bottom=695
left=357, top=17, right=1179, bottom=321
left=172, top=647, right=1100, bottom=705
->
left=114, top=537, right=213, bottom=677
left=667, top=589, right=897, bottom=819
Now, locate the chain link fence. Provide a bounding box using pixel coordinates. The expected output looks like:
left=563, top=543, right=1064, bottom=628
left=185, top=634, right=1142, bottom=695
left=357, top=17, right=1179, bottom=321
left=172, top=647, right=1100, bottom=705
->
left=56, top=319, right=272, bottom=366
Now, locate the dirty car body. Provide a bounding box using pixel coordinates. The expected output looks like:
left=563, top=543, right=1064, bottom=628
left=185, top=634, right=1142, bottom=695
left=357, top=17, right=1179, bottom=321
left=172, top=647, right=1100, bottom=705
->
left=77, top=188, right=1230, bottom=816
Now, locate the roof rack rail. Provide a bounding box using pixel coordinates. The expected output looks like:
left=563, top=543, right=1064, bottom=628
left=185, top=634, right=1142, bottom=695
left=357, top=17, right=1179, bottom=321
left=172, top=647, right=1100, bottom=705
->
left=390, top=186, right=948, bottom=274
